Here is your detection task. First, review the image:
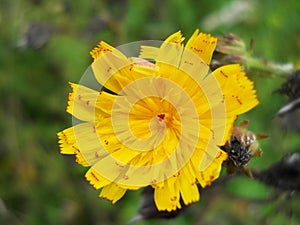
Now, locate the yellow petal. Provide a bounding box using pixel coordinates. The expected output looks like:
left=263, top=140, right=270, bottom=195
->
left=179, top=44, right=210, bottom=81
left=99, top=183, right=127, bottom=204
left=198, top=150, right=228, bottom=188
left=58, top=122, right=114, bottom=167
left=57, top=126, right=78, bottom=154
left=57, top=125, right=89, bottom=166
left=140, top=31, right=184, bottom=68
left=67, top=82, right=101, bottom=122
left=178, top=172, right=199, bottom=206
left=154, top=177, right=181, bottom=211
left=165, top=30, right=185, bottom=44
left=140, top=30, right=184, bottom=59
left=85, top=167, right=111, bottom=189
left=211, top=64, right=259, bottom=115
left=95, top=89, right=118, bottom=115
left=90, top=41, right=118, bottom=61
left=198, top=142, right=225, bottom=171
left=91, top=43, right=153, bottom=94
left=185, top=29, right=217, bottom=65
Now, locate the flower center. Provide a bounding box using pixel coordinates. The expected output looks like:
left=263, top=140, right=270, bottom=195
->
left=156, top=112, right=173, bottom=127
left=127, top=97, right=181, bottom=139
left=157, top=113, right=166, bottom=121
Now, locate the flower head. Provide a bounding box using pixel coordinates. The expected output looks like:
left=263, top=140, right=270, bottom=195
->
left=57, top=29, right=259, bottom=211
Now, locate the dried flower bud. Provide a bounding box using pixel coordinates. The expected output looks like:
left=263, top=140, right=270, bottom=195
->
left=277, top=70, right=300, bottom=101
left=216, top=33, right=247, bottom=56
left=221, top=120, right=268, bottom=178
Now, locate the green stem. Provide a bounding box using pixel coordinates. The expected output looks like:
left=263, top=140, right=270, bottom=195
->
left=245, top=55, right=295, bottom=78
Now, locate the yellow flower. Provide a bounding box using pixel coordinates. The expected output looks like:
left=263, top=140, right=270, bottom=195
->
left=57, top=29, right=259, bottom=211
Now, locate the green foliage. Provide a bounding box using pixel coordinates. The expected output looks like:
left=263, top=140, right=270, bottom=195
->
left=225, top=177, right=271, bottom=199
left=0, top=0, right=299, bottom=225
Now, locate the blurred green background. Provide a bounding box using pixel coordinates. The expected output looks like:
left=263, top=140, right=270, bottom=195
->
left=1, top=0, right=300, bottom=225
